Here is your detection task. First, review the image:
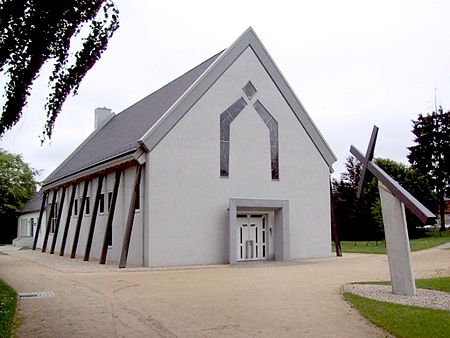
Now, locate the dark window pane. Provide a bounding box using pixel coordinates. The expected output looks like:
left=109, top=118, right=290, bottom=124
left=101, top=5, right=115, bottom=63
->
left=220, top=112, right=232, bottom=141
left=268, top=119, right=278, bottom=146
left=134, top=183, right=140, bottom=211
left=220, top=141, right=229, bottom=177
left=242, top=81, right=257, bottom=100
left=254, top=100, right=280, bottom=179
left=74, top=199, right=78, bottom=216
left=253, top=100, right=271, bottom=123
left=227, top=97, right=247, bottom=119
left=85, top=197, right=90, bottom=215
left=271, top=146, right=279, bottom=180
left=107, top=192, right=113, bottom=211
left=99, top=193, right=105, bottom=214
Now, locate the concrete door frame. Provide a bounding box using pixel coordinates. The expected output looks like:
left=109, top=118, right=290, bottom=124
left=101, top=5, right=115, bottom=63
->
left=228, top=198, right=289, bottom=264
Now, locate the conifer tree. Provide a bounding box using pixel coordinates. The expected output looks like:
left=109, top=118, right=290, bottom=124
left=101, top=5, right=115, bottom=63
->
left=408, top=107, right=450, bottom=231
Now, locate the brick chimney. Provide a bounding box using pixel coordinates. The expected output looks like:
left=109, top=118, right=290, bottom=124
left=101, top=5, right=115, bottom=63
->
left=94, top=107, right=114, bottom=129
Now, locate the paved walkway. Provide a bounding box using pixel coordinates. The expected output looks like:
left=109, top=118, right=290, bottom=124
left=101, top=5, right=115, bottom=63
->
left=0, top=245, right=449, bottom=338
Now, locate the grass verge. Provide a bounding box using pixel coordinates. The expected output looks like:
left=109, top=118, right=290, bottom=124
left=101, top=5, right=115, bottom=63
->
left=366, top=276, right=450, bottom=293
left=344, top=276, right=450, bottom=338
left=335, top=230, right=450, bottom=254
left=0, top=279, right=17, bottom=338
left=416, top=276, right=450, bottom=292
left=344, top=292, right=450, bottom=338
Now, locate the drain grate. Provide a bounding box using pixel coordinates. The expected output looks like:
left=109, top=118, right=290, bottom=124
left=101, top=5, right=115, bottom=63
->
left=18, top=291, right=55, bottom=299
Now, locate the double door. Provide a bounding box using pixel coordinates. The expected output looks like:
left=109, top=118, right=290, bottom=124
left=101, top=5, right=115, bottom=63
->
left=237, top=215, right=267, bottom=261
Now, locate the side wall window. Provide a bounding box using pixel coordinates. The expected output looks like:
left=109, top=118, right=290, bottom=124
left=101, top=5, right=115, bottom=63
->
left=73, top=199, right=78, bottom=216
left=85, top=196, right=90, bottom=215
left=99, top=193, right=105, bottom=214
left=50, top=201, right=58, bottom=233
left=107, top=191, right=113, bottom=211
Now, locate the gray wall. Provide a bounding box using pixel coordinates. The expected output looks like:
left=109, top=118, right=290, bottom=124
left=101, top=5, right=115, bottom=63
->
left=146, top=47, right=332, bottom=267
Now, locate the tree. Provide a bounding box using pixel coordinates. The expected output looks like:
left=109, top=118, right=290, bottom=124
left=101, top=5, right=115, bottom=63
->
left=408, top=108, right=450, bottom=231
left=332, top=156, right=435, bottom=240
left=374, top=158, right=435, bottom=237
left=0, top=0, right=119, bottom=141
left=0, top=149, right=39, bottom=243
left=332, top=156, right=382, bottom=241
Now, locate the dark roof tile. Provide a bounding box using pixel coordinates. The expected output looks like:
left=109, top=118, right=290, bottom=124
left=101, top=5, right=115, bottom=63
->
left=44, top=51, right=222, bottom=185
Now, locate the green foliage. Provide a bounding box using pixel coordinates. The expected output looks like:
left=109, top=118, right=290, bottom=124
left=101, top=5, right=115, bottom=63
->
left=332, top=156, right=434, bottom=240
left=0, top=279, right=17, bottom=338
left=375, top=158, right=436, bottom=237
left=344, top=292, right=450, bottom=338
left=408, top=108, right=450, bottom=231
left=0, top=149, right=38, bottom=215
left=332, top=156, right=382, bottom=241
left=0, top=0, right=119, bottom=140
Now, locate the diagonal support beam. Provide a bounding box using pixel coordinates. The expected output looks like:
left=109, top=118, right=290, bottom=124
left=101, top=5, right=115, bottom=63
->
left=330, top=182, right=341, bottom=257
left=119, top=165, right=143, bottom=268
left=356, top=125, right=378, bottom=198
left=50, top=186, right=66, bottom=254
left=84, top=175, right=104, bottom=261
left=42, top=190, right=57, bottom=253
left=60, top=184, right=77, bottom=256
left=32, top=191, right=48, bottom=250
left=350, top=145, right=435, bottom=224
left=100, top=170, right=122, bottom=264
left=71, top=180, right=89, bottom=259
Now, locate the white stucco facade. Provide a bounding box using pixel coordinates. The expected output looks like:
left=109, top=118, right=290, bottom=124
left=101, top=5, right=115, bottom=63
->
left=15, top=211, right=40, bottom=247
left=25, top=28, right=335, bottom=268
left=146, top=47, right=331, bottom=267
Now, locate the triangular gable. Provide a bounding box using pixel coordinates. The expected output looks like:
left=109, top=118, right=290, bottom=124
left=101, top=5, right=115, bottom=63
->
left=139, top=27, right=337, bottom=171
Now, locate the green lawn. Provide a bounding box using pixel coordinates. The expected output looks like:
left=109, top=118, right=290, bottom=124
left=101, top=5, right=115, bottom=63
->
left=335, top=230, right=450, bottom=254
left=416, top=276, right=450, bottom=292
left=0, top=279, right=17, bottom=338
left=344, top=276, right=450, bottom=338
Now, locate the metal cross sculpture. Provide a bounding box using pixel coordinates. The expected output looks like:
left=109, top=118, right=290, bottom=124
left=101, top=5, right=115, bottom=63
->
left=350, top=126, right=435, bottom=295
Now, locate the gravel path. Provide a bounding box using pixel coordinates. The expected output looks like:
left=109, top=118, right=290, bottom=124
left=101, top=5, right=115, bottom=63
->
left=1, top=243, right=449, bottom=337
left=343, top=284, right=450, bottom=311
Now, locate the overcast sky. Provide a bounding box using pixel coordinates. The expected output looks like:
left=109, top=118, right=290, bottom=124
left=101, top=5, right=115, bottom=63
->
left=1, top=0, right=450, bottom=181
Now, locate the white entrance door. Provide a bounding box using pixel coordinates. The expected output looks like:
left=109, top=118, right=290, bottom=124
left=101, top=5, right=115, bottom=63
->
left=237, top=215, right=267, bottom=261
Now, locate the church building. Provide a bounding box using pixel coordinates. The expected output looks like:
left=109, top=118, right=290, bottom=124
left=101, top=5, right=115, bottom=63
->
left=28, top=28, right=336, bottom=267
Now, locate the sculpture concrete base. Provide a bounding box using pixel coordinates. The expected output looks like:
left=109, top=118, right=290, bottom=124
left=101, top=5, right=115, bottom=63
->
left=379, top=182, right=416, bottom=295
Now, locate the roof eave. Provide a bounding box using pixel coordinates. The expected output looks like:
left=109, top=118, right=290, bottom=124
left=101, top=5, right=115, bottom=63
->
left=42, top=149, right=137, bottom=190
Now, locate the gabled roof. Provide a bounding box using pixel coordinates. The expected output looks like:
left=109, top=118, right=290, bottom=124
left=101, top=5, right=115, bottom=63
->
left=44, top=51, right=223, bottom=187
left=139, top=27, right=337, bottom=170
left=20, top=190, right=44, bottom=214
left=44, top=27, right=336, bottom=189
